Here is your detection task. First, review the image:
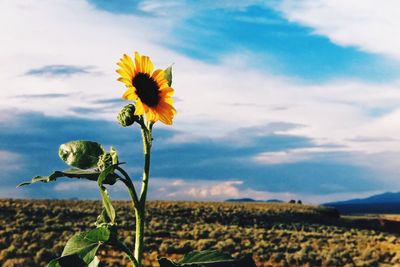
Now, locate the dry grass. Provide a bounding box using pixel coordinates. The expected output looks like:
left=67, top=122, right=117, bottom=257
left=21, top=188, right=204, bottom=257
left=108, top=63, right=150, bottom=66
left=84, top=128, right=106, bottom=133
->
left=0, top=199, right=399, bottom=267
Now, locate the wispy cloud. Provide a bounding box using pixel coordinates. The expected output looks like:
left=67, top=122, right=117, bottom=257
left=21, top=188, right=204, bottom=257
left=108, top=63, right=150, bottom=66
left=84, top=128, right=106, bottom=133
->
left=52, top=178, right=296, bottom=202
left=253, top=147, right=349, bottom=165
left=0, top=111, right=387, bottom=201
left=13, top=93, right=69, bottom=99
left=92, top=98, right=125, bottom=105
left=48, top=177, right=385, bottom=204
left=163, top=3, right=399, bottom=81
left=24, top=65, right=95, bottom=77
left=277, top=0, right=400, bottom=61
left=346, top=136, right=398, bottom=143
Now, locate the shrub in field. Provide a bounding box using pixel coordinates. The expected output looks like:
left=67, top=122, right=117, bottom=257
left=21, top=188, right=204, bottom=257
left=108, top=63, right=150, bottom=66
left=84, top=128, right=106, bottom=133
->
left=19, top=52, right=257, bottom=267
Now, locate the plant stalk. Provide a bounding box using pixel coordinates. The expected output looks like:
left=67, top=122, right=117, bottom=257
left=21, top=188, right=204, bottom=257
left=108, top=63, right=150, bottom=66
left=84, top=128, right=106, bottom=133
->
left=134, top=121, right=152, bottom=266
left=134, top=207, right=145, bottom=265
left=116, top=166, right=139, bottom=208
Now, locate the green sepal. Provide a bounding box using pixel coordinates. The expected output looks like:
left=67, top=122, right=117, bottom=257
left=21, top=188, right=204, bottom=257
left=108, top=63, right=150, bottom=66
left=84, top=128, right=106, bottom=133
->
left=97, top=147, right=119, bottom=171
left=110, top=147, right=118, bottom=165
left=59, top=140, right=105, bottom=169
left=158, top=250, right=258, bottom=267
left=18, top=168, right=119, bottom=187
left=164, top=65, right=173, bottom=86
left=47, top=227, right=109, bottom=267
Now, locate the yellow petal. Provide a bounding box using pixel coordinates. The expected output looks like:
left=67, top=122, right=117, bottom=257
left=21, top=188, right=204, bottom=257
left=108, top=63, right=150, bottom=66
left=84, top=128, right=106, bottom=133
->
left=117, top=61, right=133, bottom=77
left=159, top=87, right=174, bottom=97
left=152, top=69, right=164, bottom=81
left=134, top=100, right=145, bottom=115
left=122, top=54, right=135, bottom=73
left=158, top=101, right=176, bottom=115
left=163, top=97, right=174, bottom=106
left=141, top=56, right=154, bottom=75
left=141, top=56, right=147, bottom=74
left=134, top=52, right=142, bottom=74
left=157, top=105, right=174, bottom=125
left=116, top=68, right=132, bottom=80
left=117, top=77, right=132, bottom=85
left=146, top=108, right=158, bottom=122
left=152, top=69, right=168, bottom=87
left=122, top=88, right=138, bottom=101
left=147, top=56, right=154, bottom=74
left=118, top=54, right=134, bottom=76
left=159, top=113, right=172, bottom=125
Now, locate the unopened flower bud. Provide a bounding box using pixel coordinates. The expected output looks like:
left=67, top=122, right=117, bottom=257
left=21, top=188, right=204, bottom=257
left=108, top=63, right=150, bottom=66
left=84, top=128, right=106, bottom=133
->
left=117, top=104, right=139, bottom=127
left=97, top=147, right=119, bottom=171
left=97, top=153, right=112, bottom=171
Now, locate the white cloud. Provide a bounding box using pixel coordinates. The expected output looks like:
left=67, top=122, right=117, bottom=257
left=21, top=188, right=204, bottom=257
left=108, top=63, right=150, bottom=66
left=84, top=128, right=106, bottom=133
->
left=0, top=186, right=27, bottom=198
left=3, top=0, right=400, bottom=199
left=54, top=180, right=98, bottom=191
left=0, top=151, right=25, bottom=198
left=51, top=177, right=384, bottom=204
left=253, top=147, right=350, bottom=165
left=0, top=150, right=23, bottom=171
left=53, top=178, right=294, bottom=202
left=182, top=181, right=243, bottom=199
left=277, top=0, right=400, bottom=60
left=143, top=178, right=296, bottom=203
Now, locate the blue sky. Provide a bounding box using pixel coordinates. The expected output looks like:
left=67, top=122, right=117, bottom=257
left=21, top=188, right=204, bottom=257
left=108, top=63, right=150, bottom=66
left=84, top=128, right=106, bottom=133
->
left=2, top=0, right=400, bottom=203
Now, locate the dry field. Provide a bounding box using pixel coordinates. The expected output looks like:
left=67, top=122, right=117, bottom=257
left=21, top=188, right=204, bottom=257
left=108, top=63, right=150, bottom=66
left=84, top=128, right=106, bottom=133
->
left=1, top=199, right=400, bottom=266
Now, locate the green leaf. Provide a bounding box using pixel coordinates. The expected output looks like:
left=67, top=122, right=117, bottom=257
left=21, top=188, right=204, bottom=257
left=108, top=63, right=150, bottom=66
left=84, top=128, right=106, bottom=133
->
left=88, top=256, right=100, bottom=267
left=48, top=228, right=109, bottom=267
left=179, top=250, right=232, bottom=263
left=47, top=258, right=60, bottom=267
left=95, top=208, right=112, bottom=227
left=49, top=255, right=99, bottom=267
left=98, top=166, right=116, bottom=224
left=59, top=140, right=105, bottom=169
left=158, top=250, right=258, bottom=267
left=164, top=65, right=173, bottom=86
left=86, top=227, right=110, bottom=242
left=62, top=233, right=99, bottom=261
left=48, top=255, right=87, bottom=267
left=18, top=169, right=118, bottom=187
left=19, top=176, right=52, bottom=186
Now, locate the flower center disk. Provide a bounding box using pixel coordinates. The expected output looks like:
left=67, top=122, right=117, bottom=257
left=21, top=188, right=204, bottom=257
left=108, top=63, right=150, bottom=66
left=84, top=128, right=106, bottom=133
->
left=132, top=73, right=160, bottom=107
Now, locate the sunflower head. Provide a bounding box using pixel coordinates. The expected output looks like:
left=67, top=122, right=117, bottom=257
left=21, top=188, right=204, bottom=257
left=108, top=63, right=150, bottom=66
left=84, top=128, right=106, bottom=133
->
left=116, top=52, right=176, bottom=125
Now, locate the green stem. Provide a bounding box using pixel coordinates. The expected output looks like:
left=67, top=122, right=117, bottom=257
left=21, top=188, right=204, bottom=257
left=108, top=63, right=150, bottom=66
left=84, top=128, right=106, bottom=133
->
left=116, top=166, right=139, bottom=208
left=134, top=121, right=152, bottom=266
left=134, top=207, right=145, bottom=265
left=139, top=127, right=151, bottom=203
left=110, top=239, right=139, bottom=267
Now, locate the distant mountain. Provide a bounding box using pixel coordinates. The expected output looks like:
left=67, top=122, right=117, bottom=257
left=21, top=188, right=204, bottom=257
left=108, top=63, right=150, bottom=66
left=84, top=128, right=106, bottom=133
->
left=324, top=192, right=400, bottom=214
left=327, top=192, right=400, bottom=205
left=265, top=199, right=284, bottom=203
left=225, top=198, right=256, bottom=202
left=225, top=198, right=284, bottom=203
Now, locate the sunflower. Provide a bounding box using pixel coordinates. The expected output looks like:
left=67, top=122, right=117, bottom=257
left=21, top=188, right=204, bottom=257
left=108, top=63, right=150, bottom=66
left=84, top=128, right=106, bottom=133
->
left=116, top=52, right=176, bottom=125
